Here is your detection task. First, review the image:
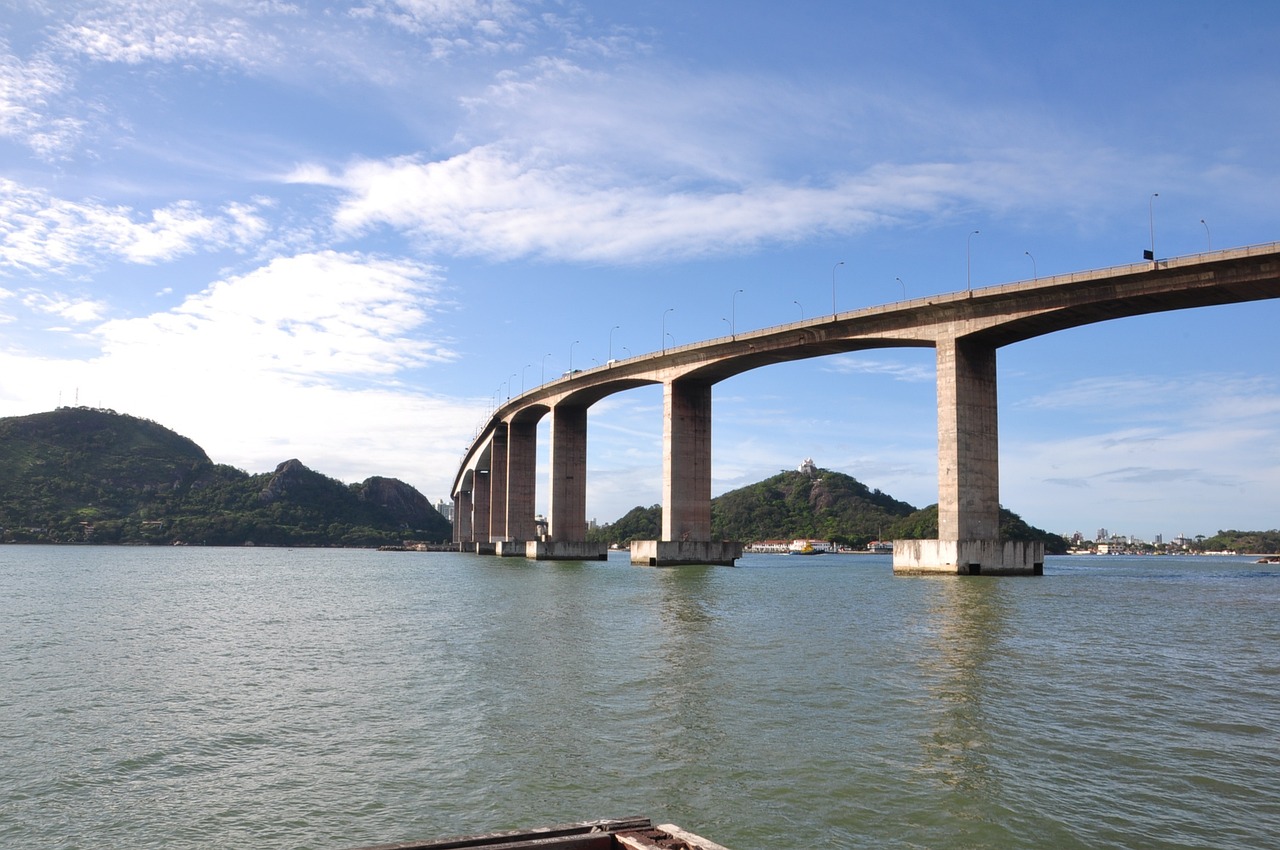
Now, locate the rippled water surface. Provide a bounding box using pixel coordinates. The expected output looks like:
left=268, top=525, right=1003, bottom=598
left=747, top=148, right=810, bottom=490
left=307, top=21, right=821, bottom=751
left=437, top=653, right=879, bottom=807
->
left=3, top=547, right=1279, bottom=849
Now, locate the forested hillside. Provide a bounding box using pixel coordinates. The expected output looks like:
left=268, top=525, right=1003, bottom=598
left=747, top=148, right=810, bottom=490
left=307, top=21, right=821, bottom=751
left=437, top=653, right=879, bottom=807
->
left=0, top=408, right=451, bottom=546
left=588, top=465, right=1069, bottom=553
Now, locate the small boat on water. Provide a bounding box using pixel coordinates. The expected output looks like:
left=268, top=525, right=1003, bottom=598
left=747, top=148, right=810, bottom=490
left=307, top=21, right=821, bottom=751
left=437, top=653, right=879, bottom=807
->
left=345, top=817, right=731, bottom=850
left=788, top=539, right=824, bottom=555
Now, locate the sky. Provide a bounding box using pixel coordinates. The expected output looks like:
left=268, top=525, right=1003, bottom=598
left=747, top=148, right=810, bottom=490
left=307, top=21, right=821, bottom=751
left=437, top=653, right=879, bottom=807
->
left=1, top=0, right=1277, bottom=542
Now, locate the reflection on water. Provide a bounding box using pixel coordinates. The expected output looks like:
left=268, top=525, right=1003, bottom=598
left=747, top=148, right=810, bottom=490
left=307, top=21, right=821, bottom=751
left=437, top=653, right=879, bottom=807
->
left=917, top=577, right=1007, bottom=798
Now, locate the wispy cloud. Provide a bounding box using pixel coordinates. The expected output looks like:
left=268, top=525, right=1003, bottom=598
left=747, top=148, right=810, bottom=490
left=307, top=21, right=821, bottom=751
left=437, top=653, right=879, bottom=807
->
left=824, top=355, right=934, bottom=382
left=21, top=291, right=108, bottom=324
left=0, top=42, right=82, bottom=157
left=292, top=144, right=1027, bottom=263
left=0, top=181, right=270, bottom=272
left=51, top=0, right=297, bottom=68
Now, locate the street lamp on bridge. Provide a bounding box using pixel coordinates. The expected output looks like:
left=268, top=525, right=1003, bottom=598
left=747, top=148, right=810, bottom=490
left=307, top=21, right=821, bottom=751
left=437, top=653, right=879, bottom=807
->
left=1025, top=251, right=1037, bottom=281
left=662, top=308, right=674, bottom=352
left=1146, top=192, right=1159, bottom=261
left=731, top=288, right=743, bottom=336
left=967, top=230, right=980, bottom=292
left=608, top=325, right=620, bottom=361
left=541, top=352, right=551, bottom=385
left=569, top=340, right=580, bottom=373
left=793, top=299, right=803, bottom=321
left=832, top=261, right=844, bottom=315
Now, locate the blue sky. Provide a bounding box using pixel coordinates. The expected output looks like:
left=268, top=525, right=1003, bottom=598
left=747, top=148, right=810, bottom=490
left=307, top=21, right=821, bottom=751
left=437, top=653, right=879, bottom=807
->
left=1, top=0, right=1277, bottom=541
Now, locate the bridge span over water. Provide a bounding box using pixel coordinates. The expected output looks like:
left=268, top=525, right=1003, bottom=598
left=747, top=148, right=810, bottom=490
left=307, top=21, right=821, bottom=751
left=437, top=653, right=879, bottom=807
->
left=452, top=242, right=1280, bottom=574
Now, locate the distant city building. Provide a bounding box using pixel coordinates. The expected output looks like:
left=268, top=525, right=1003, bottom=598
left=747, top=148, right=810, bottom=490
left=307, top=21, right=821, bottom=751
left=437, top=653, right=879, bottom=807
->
left=435, top=499, right=454, bottom=521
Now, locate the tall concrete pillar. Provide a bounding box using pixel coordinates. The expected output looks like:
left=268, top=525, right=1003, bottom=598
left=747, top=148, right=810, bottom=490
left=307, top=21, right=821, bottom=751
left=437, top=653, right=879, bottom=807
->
left=456, top=490, right=473, bottom=543
left=452, top=495, right=461, bottom=544
left=936, top=335, right=1000, bottom=541
left=896, top=336, right=1041, bottom=575
left=488, top=424, right=509, bottom=541
left=473, top=471, right=491, bottom=543
left=662, top=378, right=712, bottom=542
left=506, top=417, right=538, bottom=541
left=631, top=378, right=739, bottom=564
left=548, top=404, right=588, bottom=541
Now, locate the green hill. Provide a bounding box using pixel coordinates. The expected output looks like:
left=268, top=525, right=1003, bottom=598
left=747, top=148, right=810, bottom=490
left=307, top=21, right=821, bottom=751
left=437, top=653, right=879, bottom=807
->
left=711, top=467, right=917, bottom=545
left=0, top=408, right=451, bottom=546
left=589, top=465, right=1069, bottom=553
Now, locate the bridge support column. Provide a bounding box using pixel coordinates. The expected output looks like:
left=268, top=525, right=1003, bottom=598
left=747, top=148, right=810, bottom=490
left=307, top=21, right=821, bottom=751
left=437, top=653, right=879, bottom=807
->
left=662, top=378, right=712, bottom=542
left=499, top=416, right=538, bottom=555
left=548, top=403, right=588, bottom=542
left=536, top=404, right=606, bottom=561
left=895, top=336, right=1040, bottom=574
left=451, top=495, right=460, bottom=544
left=471, top=470, right=492, bottom=553
left=488, top=424, right=509, bottom=543
left=631, top=378, right=738, bottom=566
left=456, top=490, right=473, bottom=543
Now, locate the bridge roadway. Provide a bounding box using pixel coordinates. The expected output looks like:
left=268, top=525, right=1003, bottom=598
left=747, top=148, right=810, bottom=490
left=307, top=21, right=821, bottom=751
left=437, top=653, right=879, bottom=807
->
left=452, top=242, right=1280, bottom=573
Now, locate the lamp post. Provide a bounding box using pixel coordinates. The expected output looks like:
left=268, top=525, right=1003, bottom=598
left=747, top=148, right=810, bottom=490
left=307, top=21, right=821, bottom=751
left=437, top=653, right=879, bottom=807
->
left=793, top=299, right=803, bottom=321
left=608, top=325, right=620, bottom=361
left=1201, top=218, right=1211, bottom=251
left=541, top=352, right=551, bottom=385
left=621, top=346, right=631, bottom=359
left=662, top=308, right=674, bottom=352
left=731, top=288, right=743, bottom=336
left=832, top=261, right=844, bottom=315
left=967, top=230, right=980, bottom=292
left=1148, top=192, right=1159, bottom=260
left=521, top=363, right=531, bottom=394
left=508, top=373, right=516, bottom=401
left=896, top=277, right=905, bottom=298
left=1025, top=251, right=1037, bottom=280
left=569, top=340, right=579, bottom=373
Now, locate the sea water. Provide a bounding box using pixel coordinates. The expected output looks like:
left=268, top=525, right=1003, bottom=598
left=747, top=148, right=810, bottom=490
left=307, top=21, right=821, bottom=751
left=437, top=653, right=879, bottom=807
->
left=2, top=546, right=1278, bottom=849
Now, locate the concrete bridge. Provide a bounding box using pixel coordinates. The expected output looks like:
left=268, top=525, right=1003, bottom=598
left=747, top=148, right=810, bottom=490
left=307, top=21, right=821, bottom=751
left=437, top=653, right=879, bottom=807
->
left=452, top=242, right=1280, bottom=574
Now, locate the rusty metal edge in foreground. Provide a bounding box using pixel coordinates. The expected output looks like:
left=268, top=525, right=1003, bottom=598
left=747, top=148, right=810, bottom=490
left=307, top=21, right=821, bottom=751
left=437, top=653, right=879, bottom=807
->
left=343, top=817, right=733, bottom=850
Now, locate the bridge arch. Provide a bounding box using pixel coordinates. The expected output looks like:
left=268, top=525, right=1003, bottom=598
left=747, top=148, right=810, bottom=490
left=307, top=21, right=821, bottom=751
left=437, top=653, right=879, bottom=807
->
left=452, top=243, right=1280, bottom=571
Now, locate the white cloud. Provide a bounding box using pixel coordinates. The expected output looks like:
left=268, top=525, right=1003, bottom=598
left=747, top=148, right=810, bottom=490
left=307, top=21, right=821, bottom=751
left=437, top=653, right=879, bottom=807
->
left=21, top=291, right=108, bottom=324
left=52, top=0, right=297, bottom=68
left=352, top=0, right=528, bottom=48
left=825, top=355, right=935, bottom=382
left=0, top=250, right=475, bottom=496
left=0, top=42, right=83, bottom=157
left=292, top=146, right=1004, bottom=263
left=0, top=181, right=270, bottom=271
left=94, top=250, right=454, bottom=378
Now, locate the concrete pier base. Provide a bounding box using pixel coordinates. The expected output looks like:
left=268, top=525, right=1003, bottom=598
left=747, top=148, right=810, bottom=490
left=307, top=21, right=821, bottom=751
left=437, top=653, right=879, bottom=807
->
left=525, top=540, right=608, bottom=561
left=893, top=539, right=1044, bottom=576
left=495, top=540, right=528, bottom=557
left=470, top=541, right=496, bottom=556
left=630, top=540, right=743, bottom=566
